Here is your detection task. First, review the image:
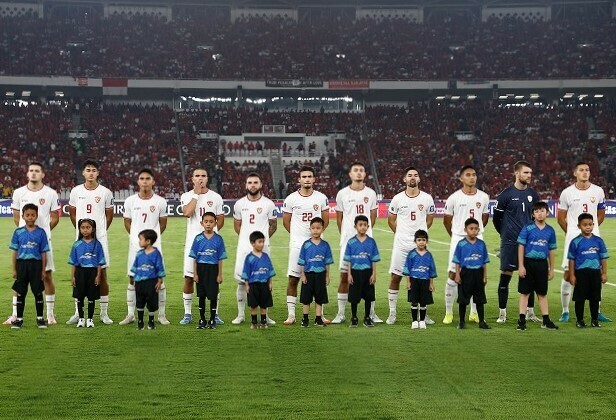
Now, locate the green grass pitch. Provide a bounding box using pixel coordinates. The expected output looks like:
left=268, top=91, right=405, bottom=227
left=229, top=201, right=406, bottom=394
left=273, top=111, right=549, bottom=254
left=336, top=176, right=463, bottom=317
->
left=1, top=217, right=615, bottom=418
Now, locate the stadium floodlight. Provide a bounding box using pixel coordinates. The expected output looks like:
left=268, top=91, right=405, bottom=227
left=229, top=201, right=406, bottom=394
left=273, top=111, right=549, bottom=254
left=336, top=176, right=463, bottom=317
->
left=594, top=94, right=604, bottom=98
left=467, top=95, right=477, bottom=100
left=579, top=94, right=588, bottom=100
left=55, top=91, right=64, bottom=97
left=498, top=95, right=508, bottom=100
left=563, top=92, right=575, bottom=99
left=22, top=91, right=31, bottom=97
left=514, top=95, right=524, bottom=100
left=335, top=53, right=346, bottom=59
left=6, top=91, right=15, bottom=97
left=212, top=54, right=222, bottom=61
left=529, top=93, right=540, bottom=99
left=435, top=96, right=446, bottom=100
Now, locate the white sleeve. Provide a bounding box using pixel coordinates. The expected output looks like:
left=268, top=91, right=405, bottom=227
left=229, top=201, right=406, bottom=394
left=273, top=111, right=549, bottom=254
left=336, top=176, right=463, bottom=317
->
left=50, top=190, right=61, bottom=211
left=389, top=195, right=399, bottom=215
left=159, top=198, right=168, bottom=217
left=558, top=189, right=569, bottom=211
left=68, top=187, right=77, bottom=207
left=282, top=196, right=293, bottom=214
left=215, top=195, right=224, bottom=216
left=369, top=190, right=378, bottom=211
left=123, top=197, right=132, bottom=219
left=427, top=195, right=436, bottom=215
left=10, top=189, right=21, bottom=211
left=233, top=199, right=242, bottom=220
left=444, top=195, right=455, bottom=216
left=105, top=189, right=114, bottom=208
left=334, top=190, right=343, bottom=212
left=268, top=200, right=277, bottom=220
left=481, top=193, right=490, bottom=214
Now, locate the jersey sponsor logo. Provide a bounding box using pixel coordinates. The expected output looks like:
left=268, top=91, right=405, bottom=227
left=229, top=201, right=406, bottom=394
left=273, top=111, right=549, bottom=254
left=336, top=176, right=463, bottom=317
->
left=207, top=201, right=213, bottom=207
left=39, top=198, right=45, bottom=205
left=364, top=197, right=369, bottom=204
left=149, top=205, right=156, bottom=213
left=95, top=196, right=101, bottom=203
left=257, top=207, right=262, bottom=214
left=313, top=204, right=319, bottom=211
left=418, top=204, right=424, bottom=211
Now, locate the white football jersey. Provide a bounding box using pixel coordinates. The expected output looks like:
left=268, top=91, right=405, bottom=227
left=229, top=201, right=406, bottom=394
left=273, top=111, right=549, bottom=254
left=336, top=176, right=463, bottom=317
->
left=335, top=186, right=378, bottom=243
left=234, top=195, right=277, bottom=246
left=69, top=184, right=114, bottom=239
left=123, top=193, right=168, bottom=249
left=444, top=189, right=490, bottom=236
left=282, top=190, right=329, bottom=246
left=559, top=183, right=605, bottom=236
left=180, top=189, right=224, bottom=244
left=389, top=190, right=435, bottom=246
left=11, top=185, right=61, bottom=238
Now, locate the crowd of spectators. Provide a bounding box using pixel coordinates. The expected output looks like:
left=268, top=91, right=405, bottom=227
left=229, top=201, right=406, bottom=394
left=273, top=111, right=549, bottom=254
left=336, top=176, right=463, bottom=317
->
left=2, top=14, right=615, bottom=80
left=1, top=101, right=614, bottom=201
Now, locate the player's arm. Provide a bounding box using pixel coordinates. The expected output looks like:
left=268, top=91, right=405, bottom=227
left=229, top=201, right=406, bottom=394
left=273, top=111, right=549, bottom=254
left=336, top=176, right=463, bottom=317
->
left=268, top=218, right=277, bottom=238
left=370, top=208, right=377, bottom=228
left=568, top=259, right=576, bottom=285
left=71, top=265, right=76, bottom=287
left=12, top=209, right=20, bottom=227
left=325, top=264, right=330, bottom=285
left=493, top=208, right=503, bottom=234
left=370, top=262, right=377, bottom=284
left=182, top=195, right=198, bottom=218
left=387, top=213, right=397, bottom=233
left=321, top=209, right=330, bottom=230
left=336, top=211, right=343, bottom=233
left=518, top=244, right=526, bottom=278
left=482, top=264, right=487, bottom=285
left=123, top=217, right=131, bottom=234
left=598, top=209, right=605, bottom=226
left=600, top=258, right=608, bottom=283
left=105, top=207, right=114, bottom=229
left=426, top=213, right=434, bottom=229
left=283, top=212, right=292, bottom=233
left=481, top=212, right=489, bottom=228
left=12, top=250, right=17, bottom=279
left=41, top=252, right=47, bottom=279
left=548, top=249, right=555, bottom=280
left=193, top=260, right=199, bottom=283
left=557, top=209, right=567, bottom=233
left=443, top=215, right=453, bottom=237
left=216, top=213, right=225, bottom=230
left=159, top=217, right=168, bottom=234
left=68, top=205, right=77, bottom=228
left=95, top=264, right=102, bottom=285
left=217, top=259, right=224, bottom=283
left=233, top=217, right=242, bottom=235
left=50, top=210, right=59, bottom=230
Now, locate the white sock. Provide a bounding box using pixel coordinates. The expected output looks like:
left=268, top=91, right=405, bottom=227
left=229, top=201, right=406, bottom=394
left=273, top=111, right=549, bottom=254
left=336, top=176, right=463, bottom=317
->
left=445, top=279, right=457, bottom=315
left=158, top=285, right=167, bottom=316
left=561, top=279, right=571, bottom=313
left=216, top=292, right=221, bottom=315
left=526, top=307, right=535, bottom=315
left=370, top=300, right=377, bottom=318
left=500, top=308, right=506, bottom=316
left=337, top=293, right=348, bottom=316
left=127, top=285, right=136, bottom=316
left=45, top=294, right=55, bottom=317
left=470, top=299, right=477, bottom=316
left=12, top=296, right=17, bottom=317
left=287, top=295, right=297, bottom=318
left=183, top=292, right=193, bottom=315
left=388, top=289, right=399, bottom=315
left=100, top=295, right=109, bottom=316
left=73, top=298, right=79, bottom=316
left=237, top=284, right=247, bottom=318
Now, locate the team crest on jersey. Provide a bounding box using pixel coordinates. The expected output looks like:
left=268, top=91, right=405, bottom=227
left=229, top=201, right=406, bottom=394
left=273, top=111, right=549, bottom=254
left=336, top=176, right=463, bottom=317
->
left=476, top=202, right=481, bottom=209
left=527, top=196, right=533, bottom=202
left=418, top=204, right=424, bottom=211
left=149, top=205, right=156, bottom=212
left=313, top=205, right=319, bottom=211
left=207, top=201, right=213, bottom=207
left=95, top=196, right=101, bottom=203
left=364, top=197, right=369, bottom=204
left=39, top=198, right=45, bottom=205
left=257, top=207, right=262, bottom=214
left=590, top=197, right=596, bottom=203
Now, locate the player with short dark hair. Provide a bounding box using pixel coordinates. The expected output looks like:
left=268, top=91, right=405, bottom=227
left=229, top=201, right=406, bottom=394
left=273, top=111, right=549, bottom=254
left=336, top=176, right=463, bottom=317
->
left=242, top=231, right=276, bottom=329
left=403, top=229, right=437, bottom=330
left=493, top=160, right=541, bottom=323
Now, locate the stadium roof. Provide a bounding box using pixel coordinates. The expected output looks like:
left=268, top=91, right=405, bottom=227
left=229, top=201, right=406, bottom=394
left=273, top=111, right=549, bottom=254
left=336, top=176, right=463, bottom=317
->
left=32, top=0, right=609, bottom=6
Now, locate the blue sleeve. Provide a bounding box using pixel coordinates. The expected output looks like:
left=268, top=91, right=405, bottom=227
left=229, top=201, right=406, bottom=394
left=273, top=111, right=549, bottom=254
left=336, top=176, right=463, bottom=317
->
left=452, top=242, right=461, bottom=264
left=567, top=240, right=576, bottom=260
left=370, top=239, right=381, bottom=262
left=68, top=243, right=78, bottom=266
left=188, top=237, right=198, bottom=259
left=599, top=238, right=609, bottom=260
left=9, top=230, right=19, bottom=251
left=548, top=228, right=557, bottom=251
left=402, top=253, right=412, bottom=277
left=482, top=242, right=490, bottom=265
left=298, top=242, right=307, bottom=266
left=343, top=242, right=351, bottom=262
left=39, top=230, right=50, bottom=253
left=155, top=251, right=166, bottom=278
left=324, top=243, right=334, bottom=265
left=96, top=241, right=106, bottom=266
left=218, top=237, right=227, bottom=260
left=130, top=253, right=139, bottom=275
left=517, top=226, right=528, bottom=245
left=429, top=254, right=438, bottom=278
left=241, top=255, right=251, bottom=281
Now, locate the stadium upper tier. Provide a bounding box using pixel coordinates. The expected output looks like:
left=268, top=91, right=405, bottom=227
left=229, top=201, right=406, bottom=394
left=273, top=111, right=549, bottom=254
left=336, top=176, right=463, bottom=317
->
left=1, top=102, right=613, bottom=200
left=1, top=15, right=615, bottom=80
